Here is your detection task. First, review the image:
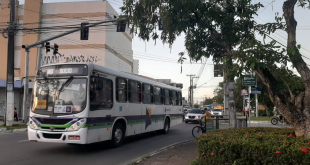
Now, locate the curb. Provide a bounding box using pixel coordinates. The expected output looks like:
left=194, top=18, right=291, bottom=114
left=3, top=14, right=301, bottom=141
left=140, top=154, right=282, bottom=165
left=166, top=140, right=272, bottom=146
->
left=249, top=121, right=270, bottom=124
left=128, top=139, right=195, bottom=165
left=0, top=128, right=27, bottom=133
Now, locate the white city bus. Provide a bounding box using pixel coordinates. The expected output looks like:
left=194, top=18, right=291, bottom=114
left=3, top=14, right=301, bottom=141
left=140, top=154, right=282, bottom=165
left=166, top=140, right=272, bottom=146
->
left=28, top=63, right=183, bottom=147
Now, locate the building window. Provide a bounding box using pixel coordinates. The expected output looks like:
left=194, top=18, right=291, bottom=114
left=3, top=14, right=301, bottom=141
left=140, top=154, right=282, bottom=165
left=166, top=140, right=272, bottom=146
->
left=116, top=77, right=127, bottom=102
left=128, top=80, right=141, bottom=103
left=177, top=91, right=182, bottom=106
left=164, top=89, right=170, bottom=105
left=171, top=91, right=177, bottom=106
left=153, top=86, right=162, bottom=105
left=142, top=84, right=153, bottom=104
left=90, top=76, right=113, bottom=110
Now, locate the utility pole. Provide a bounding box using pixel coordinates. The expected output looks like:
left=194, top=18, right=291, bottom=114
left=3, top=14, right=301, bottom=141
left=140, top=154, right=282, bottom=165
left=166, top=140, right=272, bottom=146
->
left=5, top=0, right=16, bottom=126
left=192, top=76, right=199, bottom=108
left=187, top=74, right=196, bottom=108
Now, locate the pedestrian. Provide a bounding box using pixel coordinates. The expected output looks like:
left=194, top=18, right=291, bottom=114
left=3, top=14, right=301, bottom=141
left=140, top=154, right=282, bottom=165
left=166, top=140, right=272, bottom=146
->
left=14, top=107, right=18, bottom=121
left=247, top=108, right=250, bottom=117
left=243, top=108, right=245, bottom=116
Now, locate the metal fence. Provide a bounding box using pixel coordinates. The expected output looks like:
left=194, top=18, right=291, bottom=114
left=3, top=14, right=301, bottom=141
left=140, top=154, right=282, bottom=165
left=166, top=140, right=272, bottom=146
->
left=204, top=115, right=248, bottom=132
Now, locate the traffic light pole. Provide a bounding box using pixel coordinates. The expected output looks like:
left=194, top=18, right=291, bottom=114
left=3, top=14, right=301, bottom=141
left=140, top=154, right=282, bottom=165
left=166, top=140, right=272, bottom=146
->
left=23, top=18, right=119, bottom=50
left=22, top=49, right=30, bottom=123
left=36, top=44, right=44, bottom=72
left=21, top=18, right=120, bottom=123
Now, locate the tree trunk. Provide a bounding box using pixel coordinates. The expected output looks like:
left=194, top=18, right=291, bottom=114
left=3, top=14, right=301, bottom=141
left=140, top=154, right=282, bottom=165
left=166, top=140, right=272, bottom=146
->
left=282, top=0, right=310, bottom=137
left=264, top=105, right=269, bottom=117
left=255, top=69, right=309, bottom=137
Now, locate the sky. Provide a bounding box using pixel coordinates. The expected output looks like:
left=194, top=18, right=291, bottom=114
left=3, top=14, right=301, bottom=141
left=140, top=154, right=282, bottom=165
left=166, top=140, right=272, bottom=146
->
left=18, top=0, right=310, bottom=104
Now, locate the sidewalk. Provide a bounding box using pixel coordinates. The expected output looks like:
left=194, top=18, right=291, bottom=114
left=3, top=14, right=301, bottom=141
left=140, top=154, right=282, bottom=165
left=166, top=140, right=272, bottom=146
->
left=132, top=141, right=197, bottom=165
left=0, top=117, right=28, bottom=133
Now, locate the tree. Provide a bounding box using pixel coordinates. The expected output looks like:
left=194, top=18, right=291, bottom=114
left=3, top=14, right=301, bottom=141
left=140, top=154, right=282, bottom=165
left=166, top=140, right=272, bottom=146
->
left=213, top=87, right=224, bottom=104
left=204, top=98, right=214, bottom=105
left=121, top=0, right=310, bottom=137
left=177, top=52, right=187, bottom=73
left=233, top=78, right=244, bottom=112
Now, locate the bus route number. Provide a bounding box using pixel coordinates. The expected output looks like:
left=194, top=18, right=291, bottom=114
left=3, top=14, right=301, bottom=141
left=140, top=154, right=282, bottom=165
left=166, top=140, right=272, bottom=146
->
left=36, top=100, right=47, bottom=108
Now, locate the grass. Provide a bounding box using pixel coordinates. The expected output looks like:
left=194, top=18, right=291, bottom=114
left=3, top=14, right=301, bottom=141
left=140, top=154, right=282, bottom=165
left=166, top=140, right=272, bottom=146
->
left=0, top=124, right=27, bottom=130
left=248, top=116, right=272, bottom=121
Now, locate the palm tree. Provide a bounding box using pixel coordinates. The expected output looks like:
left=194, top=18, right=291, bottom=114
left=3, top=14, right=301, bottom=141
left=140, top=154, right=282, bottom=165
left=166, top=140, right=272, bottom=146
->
left=178, top=52, right=187, bottom=73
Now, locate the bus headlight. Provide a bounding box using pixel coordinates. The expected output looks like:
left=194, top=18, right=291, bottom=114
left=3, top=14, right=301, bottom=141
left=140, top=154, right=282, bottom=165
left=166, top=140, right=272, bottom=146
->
left=28, top=118, right=38, bottom=130
left=67, top=119, right=87, bottom=131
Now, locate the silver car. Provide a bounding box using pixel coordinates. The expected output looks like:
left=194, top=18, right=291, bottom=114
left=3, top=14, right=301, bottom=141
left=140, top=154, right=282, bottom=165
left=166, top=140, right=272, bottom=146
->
left=211, top=109, right=223, bottom=118
left=184, top=109, right=204, bottom=123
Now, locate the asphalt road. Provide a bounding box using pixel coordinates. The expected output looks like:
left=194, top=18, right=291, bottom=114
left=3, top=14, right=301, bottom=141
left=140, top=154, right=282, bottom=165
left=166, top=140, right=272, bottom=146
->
left=0, top=122, right=288, bottom=165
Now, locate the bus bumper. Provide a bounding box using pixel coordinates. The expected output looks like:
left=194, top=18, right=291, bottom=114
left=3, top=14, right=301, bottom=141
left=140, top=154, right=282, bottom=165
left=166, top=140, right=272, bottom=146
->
left=28, top=127, right=88, bottom=144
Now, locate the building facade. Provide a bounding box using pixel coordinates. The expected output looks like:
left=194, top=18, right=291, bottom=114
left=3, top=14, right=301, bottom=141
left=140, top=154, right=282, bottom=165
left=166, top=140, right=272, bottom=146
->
left=0, top=0, right=139, bottom=117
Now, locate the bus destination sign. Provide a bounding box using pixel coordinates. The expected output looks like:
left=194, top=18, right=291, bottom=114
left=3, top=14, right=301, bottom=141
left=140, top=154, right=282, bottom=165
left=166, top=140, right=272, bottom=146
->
left=37, top=64, right=88, bottom=78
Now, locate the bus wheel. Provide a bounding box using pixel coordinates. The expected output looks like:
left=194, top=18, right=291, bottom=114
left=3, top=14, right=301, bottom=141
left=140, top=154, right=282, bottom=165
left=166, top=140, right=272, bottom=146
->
left=111, top=123, right=125, bottom=147
left=162, top=118, right=170, bottom=134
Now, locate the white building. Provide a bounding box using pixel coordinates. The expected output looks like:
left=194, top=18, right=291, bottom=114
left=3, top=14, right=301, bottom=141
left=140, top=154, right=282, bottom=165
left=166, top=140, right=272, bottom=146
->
left=0, top=0, right=139, bottom=117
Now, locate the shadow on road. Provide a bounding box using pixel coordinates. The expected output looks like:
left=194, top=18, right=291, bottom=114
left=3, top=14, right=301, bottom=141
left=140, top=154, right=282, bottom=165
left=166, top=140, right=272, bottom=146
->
left=34, top=130, right=178, bottom=155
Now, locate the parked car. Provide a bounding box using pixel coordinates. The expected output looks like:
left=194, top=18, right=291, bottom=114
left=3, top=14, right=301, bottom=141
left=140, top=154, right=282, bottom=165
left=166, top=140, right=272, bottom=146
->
left=211, top=109, right=223, bottom=118
left=184, top=109, right=204, bottom=123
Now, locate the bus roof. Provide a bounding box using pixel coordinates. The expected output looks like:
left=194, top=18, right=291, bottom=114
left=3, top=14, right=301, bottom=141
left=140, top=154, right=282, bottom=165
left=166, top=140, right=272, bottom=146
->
left=40, top=63, right=181, bottom=91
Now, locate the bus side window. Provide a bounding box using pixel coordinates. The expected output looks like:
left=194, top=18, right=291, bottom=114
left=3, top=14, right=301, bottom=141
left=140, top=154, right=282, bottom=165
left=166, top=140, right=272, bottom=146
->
left=177, top=91, right=182, bottom=106
left=116, top=77, right=127, bottom=102
left=90, top=76, right=113, bottom=110
left=153, top=86, right=162, bottom=105
left=164, top=89, right=170, bottom=105
left=142, top=84, right=152, bottom=104
left=171, top=91, right=177, bottom=106
left=128, top=80, right=141, bottom=103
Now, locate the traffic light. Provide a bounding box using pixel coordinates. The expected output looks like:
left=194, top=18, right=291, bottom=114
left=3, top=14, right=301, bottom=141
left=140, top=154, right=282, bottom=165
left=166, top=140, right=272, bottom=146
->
left=116, top=20, right=126, bottom=32
left=81, top=22, right=89, bottom=40
left=45, top=42, right=50, bottom=53
left=53, top=43, right=59, bottom=55
left=158, top=18, right=163, bottom=30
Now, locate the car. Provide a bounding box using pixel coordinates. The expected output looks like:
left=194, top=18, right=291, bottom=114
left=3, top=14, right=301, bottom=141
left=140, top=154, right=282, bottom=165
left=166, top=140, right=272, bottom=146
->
left=210, top=109, right=223, bottom=117
left=184, top=109, right=204, bottom=123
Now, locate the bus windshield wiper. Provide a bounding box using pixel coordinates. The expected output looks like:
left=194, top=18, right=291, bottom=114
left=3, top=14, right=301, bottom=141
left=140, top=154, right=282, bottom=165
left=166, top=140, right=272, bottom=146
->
left=59, top=76, right=73, bottom=93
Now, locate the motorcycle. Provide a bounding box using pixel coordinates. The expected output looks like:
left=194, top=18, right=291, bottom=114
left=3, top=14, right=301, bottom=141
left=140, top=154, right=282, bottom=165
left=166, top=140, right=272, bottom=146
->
left=271, top=115, right=285, bottom=125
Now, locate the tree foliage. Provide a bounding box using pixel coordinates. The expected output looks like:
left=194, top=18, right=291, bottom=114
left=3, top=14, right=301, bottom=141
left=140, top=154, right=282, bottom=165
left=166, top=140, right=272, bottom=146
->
left=212, top=87, right=224, bottom=104
left=204, top=98, right=214, bottom=105
left=121, top=0, right=310, bottom=137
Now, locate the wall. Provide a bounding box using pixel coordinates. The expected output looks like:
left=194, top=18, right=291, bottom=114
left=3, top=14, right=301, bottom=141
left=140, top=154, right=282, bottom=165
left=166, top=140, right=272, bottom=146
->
left=39, top=1, right=107, bottom=67
left=0, top=0, right=10, bottom=80
left=19, top=0, right=43, bottom=79
left=133, top=59, right=139, bottom=74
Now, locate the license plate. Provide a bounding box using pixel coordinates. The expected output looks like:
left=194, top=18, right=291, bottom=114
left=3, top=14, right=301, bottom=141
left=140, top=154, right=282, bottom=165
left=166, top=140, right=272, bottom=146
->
left=68, top=135, right=80, bottom=140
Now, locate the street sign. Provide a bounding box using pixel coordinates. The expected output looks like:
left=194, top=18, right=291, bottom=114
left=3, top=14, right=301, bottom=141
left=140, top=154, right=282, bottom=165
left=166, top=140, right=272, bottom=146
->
left=229, top=82, right=234, bottom=90
left=244, top=95, right=249, bottom=99
left=214, top=64, right=224, bottom=77
left=242, top=75, right=257, bottom=86
left=241, top=89, right=248, bottom=96
left=251, top=87, right=261, bottom=94
left=205, top=120, right=216, bottom=132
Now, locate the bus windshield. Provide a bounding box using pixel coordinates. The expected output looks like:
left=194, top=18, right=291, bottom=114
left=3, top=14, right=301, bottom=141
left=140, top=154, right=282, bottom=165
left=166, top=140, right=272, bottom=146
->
left=32, top=78, right=87, bottom=115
